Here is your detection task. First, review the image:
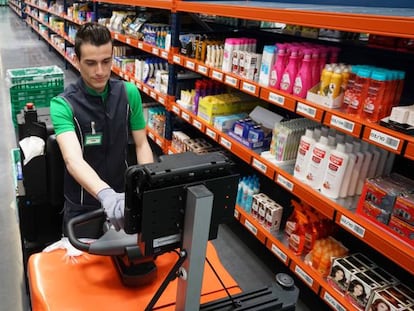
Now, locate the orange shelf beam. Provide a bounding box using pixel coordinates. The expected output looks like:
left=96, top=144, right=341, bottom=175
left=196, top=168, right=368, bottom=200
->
left=175, top=1, right=414, bottom=38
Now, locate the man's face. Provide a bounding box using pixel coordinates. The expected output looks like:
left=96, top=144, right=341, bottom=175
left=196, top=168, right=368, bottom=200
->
left=76, top=42, right=113, bottom=93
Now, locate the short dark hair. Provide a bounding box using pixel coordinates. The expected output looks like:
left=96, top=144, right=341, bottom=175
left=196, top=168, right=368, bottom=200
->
left=75, top=22, right=113, bottom=59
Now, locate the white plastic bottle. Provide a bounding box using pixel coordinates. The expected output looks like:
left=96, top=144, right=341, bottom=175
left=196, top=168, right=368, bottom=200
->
left=321, top=142, right=350, bottom=199
left=305, top=135, right=331, bottom=190
left=347, top=141, right=364, bottom=197
left=367, top=145, right=380, bottom=178
left=384, top=152, right=396, bottom=176
left=356, top=141, right=373, bottom=195
left=375, top=148, right=389, bottom=176
left=294, top=128, right=316, bottom=181
left=339, top=142, right=356, bottom=198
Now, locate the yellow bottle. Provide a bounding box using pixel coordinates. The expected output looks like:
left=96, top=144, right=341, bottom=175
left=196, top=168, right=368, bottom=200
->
left=328, top=67, right=343, bottom=99
left=319, top=64, right=333, bottom=96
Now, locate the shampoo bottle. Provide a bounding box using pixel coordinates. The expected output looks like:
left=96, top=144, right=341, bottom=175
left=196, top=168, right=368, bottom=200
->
left=321, top=142, right=349, bottom=199
left=339, top=142, right=356, bottom=198
left=305, top=135, right=331, bottom=190
left=294, top=128, right=316, bottom=181
left=269, top=43, right=287, bottom=90
left=356, top=141, right=373, bottom=195
left=347, top=141, right=364, bottom=197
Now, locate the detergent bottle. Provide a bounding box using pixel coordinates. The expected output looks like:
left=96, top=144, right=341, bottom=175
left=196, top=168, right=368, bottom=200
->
left=280, top=46, right=300, bottom=94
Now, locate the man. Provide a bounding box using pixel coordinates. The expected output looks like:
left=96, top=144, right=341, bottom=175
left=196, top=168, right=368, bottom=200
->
left=50, top=22, right=153, bottom=235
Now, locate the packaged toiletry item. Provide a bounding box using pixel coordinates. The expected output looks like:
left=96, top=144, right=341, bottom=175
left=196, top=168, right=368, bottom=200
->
left=293, top=128, right=316, bottom=181
left=305, top=135, right=331, bottom=190
left=280, top=46, right=300, bottom=94
left=269, top=43, right=287, bottom=90
left=321, top=142, right=349, bottom=199
left=258, top=45, right=276, bottom=87
left=293, top=48, right=313, bottom=98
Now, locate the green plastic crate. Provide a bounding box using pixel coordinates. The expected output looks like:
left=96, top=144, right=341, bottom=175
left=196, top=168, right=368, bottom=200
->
left=7, top=65, right=64, bottom=126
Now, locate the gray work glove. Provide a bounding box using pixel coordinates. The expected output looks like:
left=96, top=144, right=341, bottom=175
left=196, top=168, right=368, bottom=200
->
left=97, top=188, right=125, bottom=231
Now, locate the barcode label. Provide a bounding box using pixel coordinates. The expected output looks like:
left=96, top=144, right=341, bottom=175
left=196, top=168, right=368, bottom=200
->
left=156, top=138, right=163, bottom=147
left=126, top=38, right=131, bottom=45
left=148, top=132, right=154, bottom=140
left=173, top=55, right=181, bottom=64
left=212, top=70, right=223, bottom=81
left=197, top=65, right=208, bottom=75
left=330, top=115, right=355, bottom=133
left=276, top=174, right=294, bottom=192
left=192, top=119, right=202, bottom=130
left=220, top=137, right=232, bottom=149
left=114, top=33, right=119, bottom=40
left=143, top=86, right=149, bottom=94
left=252, top=158, right=267, bottom=174
left=294, top=265, right=313, bottom=287
left=297, top=102, right=317, bottom=118
left=242, top=81, right=256, bottom=94
left=181, top=112, right=190, bottom=122
left=206, top=128, right=217, bottom=140
left=323, top=291, right=346, bottom=311
left=234, top=209, right=239, bottom=219
left=152, top=47, right=159, bottom=55
left=185, top=60, right=195, bottom=70
left=340, top=215, right=365, bottom=238
left=138, top=42, right=143, bottom=49
left=158, top=97, right=165, bottom=105
left=369, top=129, right=400, bottom=150
left=244, top=219, right=258, bottom=236
left=268, top=92, right=285, bottom=106
left=172, top=105, right=180, bottom=114
left=161, top=51, right=168, bottom=59
left=225, top=75, right=238, bottom=87
left=271, top=244, right=288, bottom=264
left=150, top=91, right=157, bottom=99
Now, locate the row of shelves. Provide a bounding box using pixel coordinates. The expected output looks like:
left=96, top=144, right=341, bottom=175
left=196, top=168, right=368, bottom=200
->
left=20, top=2, right=414, bottom=309
left=8, top=0, right=25, bottom=17
left=24, top=4, right=414, bottom=276
left=25, top=0, right=414, bottom=161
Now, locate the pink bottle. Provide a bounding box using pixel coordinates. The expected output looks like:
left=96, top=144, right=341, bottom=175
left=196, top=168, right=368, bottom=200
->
left=310, top=48, right=321, bottom=87
left=293, top=48, right=313, bottom=98
left=269, top=43, right=287, bottom=90
left=280, top=46, right=300, bottom=94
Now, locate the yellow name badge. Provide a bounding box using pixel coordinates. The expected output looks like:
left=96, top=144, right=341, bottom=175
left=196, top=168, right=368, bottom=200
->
left=85, top=133, right=103, bottom=146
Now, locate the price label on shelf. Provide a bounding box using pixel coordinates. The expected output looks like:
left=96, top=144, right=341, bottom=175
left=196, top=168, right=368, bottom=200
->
left=118, top=72, right=124, bottom=79
left=148, top=132, right=155, bottom=140
left=220, top=137, right=232, bottom=150
left=244, top=219, right=258, bottom=236
left=138, top=42, right=143, bottom=49
left=296, top=102, right=317, bottom=118
left=225, top=75, right=238, bottom=87
left=126, top=37, right=131, bottom=45
left=276, top=174, right=294, bottom=192
left=173, top=55, right=181, bottom=64
left=368, top=129, right=400, bottom=150
left=152, top=47, right=159, bottom=56
left=135, top=82, right=142, bottom=90
left=323, top=292, right=346, bottom=311
left=160, top=51, right=168, bottom=59
left=270, top=243, right=288, bottom=264
left=158, top=97, right=165, bottom=105
left=181, top=111, right=190, bottom=122
left=268, top=92, right=285, bottom=106
left=234, top=209, right=239, bottom=219
left=185, top=60, right=195, bottom=70
left=143, top=86, right=149, bottom=95
left=114, top=33, right=119, bottom=40
left=330, top=115, right=355, bottom=133
left=156, top=138, right=163, bottom=147
left=211, top=70, right=223, bottom=81
left=241, top=81, right=257, bottom=94
left=172, top=105, right=180, bottom=115
left=252, top=158, right=267, bottom=174
left=150, top=91, right=157, bottom=99
left=205, top=128, right=217, bottom=140
left=339, top=215, right=365, bottom=238
left=197, top=65, right=208, bottom=75
left=294, top=265, right=314, bottom=287
left=192, top=119, right=202, bottom=130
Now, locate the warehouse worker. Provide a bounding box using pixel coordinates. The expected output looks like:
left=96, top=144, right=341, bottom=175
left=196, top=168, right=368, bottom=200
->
left=50, top=22, right=154, bottom=236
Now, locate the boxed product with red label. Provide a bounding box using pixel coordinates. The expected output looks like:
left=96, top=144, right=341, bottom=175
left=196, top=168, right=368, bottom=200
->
left=388, top=216, right=414, bottom=247
left=366, top=285, right=414, bottom=311
left=393, top=193, right=414, bottom=226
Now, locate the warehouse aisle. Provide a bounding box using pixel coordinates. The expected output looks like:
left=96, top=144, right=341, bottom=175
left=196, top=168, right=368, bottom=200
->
left=0, top=6, right=77, bottom=311
left=0, top=6, right=325, bottom=311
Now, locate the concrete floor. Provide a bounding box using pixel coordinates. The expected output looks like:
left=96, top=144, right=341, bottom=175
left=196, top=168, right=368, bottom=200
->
left=0, top=6, right=327, bottom=310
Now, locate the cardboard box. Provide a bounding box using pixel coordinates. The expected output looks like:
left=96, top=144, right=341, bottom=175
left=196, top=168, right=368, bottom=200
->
left=367, top=286, right=413, bottom=311
left=327, top=257, right=365, bottom=295
left=306, top=83, right=344, bottom=109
